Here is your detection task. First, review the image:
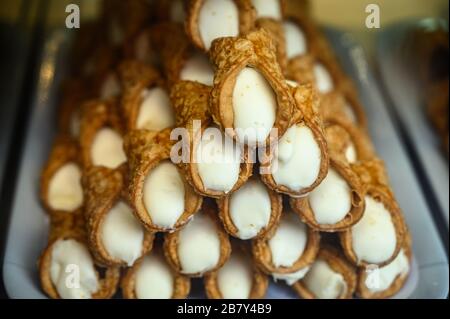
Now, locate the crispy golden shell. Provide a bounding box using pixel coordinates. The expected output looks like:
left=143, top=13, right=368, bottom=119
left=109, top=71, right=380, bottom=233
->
left=323, top=113, right=375, bottom=164
left=170, top=80, right=253, bottom=198
left=252, top=212, right=320, bottom=275
left=260, top=84, right=329, bottom=196
left=163, top=201, right=231, bottom=277
left=123, top=129, right=203, bottom=232
left=217, top=176, right=282, bottom=240
left=38, top=231, right=120, bottom=299
left=356, top=229, right=412, bottom=299
left=209, top=29, right=295, bottom=146
left=339, top=182, right=407, bottom=268
left=82, top=165, right=154, bottom=267
left=255, top=18, right=287, bottom=72
left=186, top=0, right=256, bottom=52
left=118, top=60, right=165, bottom=130
left=292, top=245, right=357, bottom=299
left=121, top=247, right=191, bottom=299
left=40, top=135, right=84, bottom=223
left=290, top=156, right=365, bottom=232
left=79, top=98, right=125, bottom=168
left=204, top=243, right=268, bottom=299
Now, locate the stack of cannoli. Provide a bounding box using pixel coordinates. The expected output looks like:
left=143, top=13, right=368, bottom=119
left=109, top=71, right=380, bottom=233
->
left=38, top=0, right=411, bottom=299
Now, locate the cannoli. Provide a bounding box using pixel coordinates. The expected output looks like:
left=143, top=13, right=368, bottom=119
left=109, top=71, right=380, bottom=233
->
left=260, top=82, right=328, bottom=197
left=118, top=60, right=176, bottom=131
left=124, top=129, right=203, bottom=232
left=217, top=176, right=282, bottom=240
left=38, top=231, right=120, bottom=299
left=322, top=113, right=374, bottom=164
left=186, top=0, right=256, bottom=52
left=163, top=201, right=231, bottom=277
left=40, top=135, right=84, bottom=222
left=339, top=159, right=407, bottom=267
left=209, top=29, right=294, bottom=146
left=79, top=98, right=127, bottom=169
left=82, top=165, right=154, bottom=267
left=292, top=246, right=357, bottom=299
left=251, top=0, right=286, bottom=21
left=171, top=81, right=252, bottom=198
left=335, top=78, right=368, bottom=129
left=151, top=22, right=215, bottom=87
left=101, top=0, right=152, bottom=47
left=204, top=242, right=268, bottom=299
left=121, top=245, right=190, bottom=299
left=290, top=156, right=365, bottom=232
left=356, top=229, right=412, bottom=299
left=252, top=208, right=320, bottom=285
left=255, top=5, right=313, bottom=72
left=155, top=0, right=188, bottom=24
left=123, top=27, right=161, bottom=67
left=57, top=79, right=90, bottom=139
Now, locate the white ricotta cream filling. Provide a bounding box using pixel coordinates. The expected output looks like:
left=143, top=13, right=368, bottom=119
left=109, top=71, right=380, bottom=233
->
left=351, top=196, right=397, bottom=264
left=232, top=67, right=277, bottom=145
left=217, top=249, right=253, bottom=299
left=180, top=53, right=214, bottom=86
left=198, top=0, right=239, bottom=50
left=314, top=63, right=334, bottom=94
left=251, top=0, right=282, bottom=19
left=365, top=249, right=410, bottom=293
left=48, top=163, right=83, bottom=212
left=143, top=161, right=185, bottom=229
left=309, top=168, right=352, bottom=225
left=303, top=259, right=347, bottom=299
left=137, top=87, right=175, bottom=131
left=268, top=212, right=308, bottom=267
left=178, top=213, right=221, bottom=274
left=195, top=128, right=241, bottom=193
left=91, top=128, right=126, bottom=169
left=101, top=201, right=145, bottom=266
left=271, top=124, right=322, bottom=192
left=283, top=21, right=307, bottom=58
left=135, top=253, right=175, bottom=299
left=229, top=178, right=272, bottom=239
left=272, top=266, right=311, bottom=286
left=50, top=239, right=99, bottom=299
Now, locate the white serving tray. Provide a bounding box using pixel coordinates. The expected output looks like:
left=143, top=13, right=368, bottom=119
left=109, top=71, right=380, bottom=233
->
left=2, top=28, right=448, bottom=299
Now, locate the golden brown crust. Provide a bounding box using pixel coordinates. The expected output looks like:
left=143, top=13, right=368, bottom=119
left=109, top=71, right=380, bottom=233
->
left=57, top=79, right=90, bottom=138
left=260, top=84, right=329, bottom=196
left=186, top=0, right=256, bottom=52
left=163, top=201, right=231, bottom=277
left=290, top=156, right=365, bottom=232
left=337, top=78, right=369, bottom=129
left=79, top=98, right=125, bottom=168
left=292, top=245, right=357, bottom=299
left=149, top=22, right=195, bottom=87
left=101, top=0, right=152, bottom=46
left=323, top=113, right=375, bottom=164
left=204, top=243, right=268, bottom=299
left=356, top=229, right=412, bottom=299
left=123, top=129, right=203, bottom=232
left=339, top=184, right=407, bottom=268
left=252, top=212, right=320, bottom=275
left=38, top=232, right=120, bottom=299
left=255, top=18, right=287, bottom=72
left=170, top=81, right=253, bottom=198
left=118, top=60, right=166, bottom=130
left=217, top=177, right=282, bottom=239
left=121, top=248, right=191, bottom=299
left=82, top=165, right=154, bottom=267
left=209, top=29, right=294, bottom=146
left=40, top=135, right=84, bottom=223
